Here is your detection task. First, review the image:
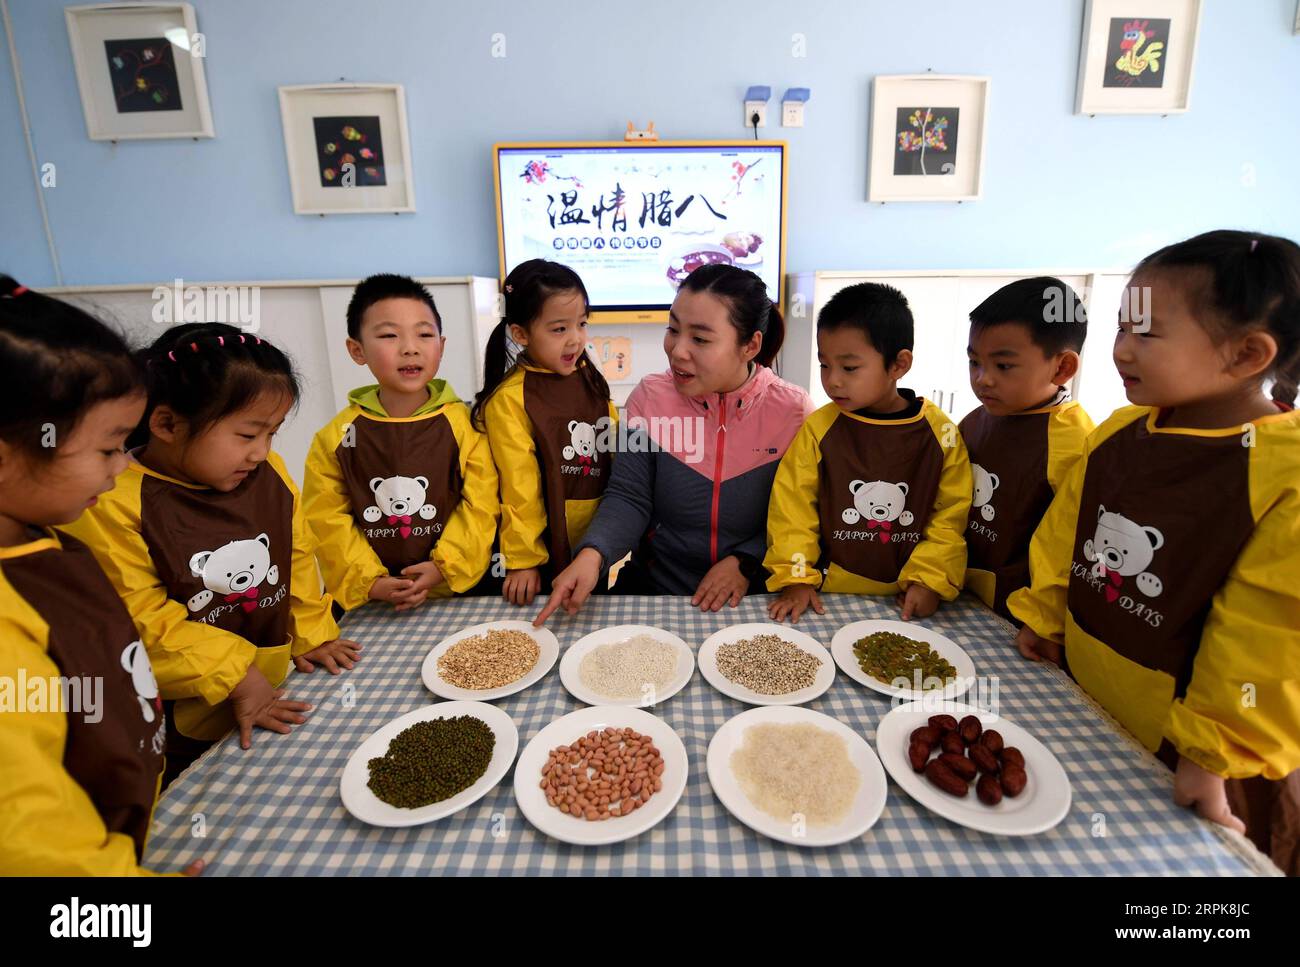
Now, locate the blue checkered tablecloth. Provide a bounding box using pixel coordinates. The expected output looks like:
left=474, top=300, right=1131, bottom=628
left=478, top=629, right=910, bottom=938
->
left=142, top=593, right=1281, bottom=875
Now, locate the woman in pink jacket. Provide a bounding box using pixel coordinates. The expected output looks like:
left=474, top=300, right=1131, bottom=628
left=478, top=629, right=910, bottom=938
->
left=536, top=264, right=813, bottom=623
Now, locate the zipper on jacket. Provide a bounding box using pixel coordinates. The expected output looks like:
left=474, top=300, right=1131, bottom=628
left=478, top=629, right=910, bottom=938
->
left=709, top=392, right=728, bottom=563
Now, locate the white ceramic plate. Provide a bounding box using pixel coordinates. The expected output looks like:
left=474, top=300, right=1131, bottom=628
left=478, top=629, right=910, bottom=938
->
left=707, top=705, right=888, bottom=846
left=421, top=620, right=559, bottom=701
left=513, top=705, right=688, bottom=846
left=697, top=622, right=835, bottom=706
left=340, top=701, right=519, bottom=827
left=831, top=619, right=975, bottom=701
left=876, top=701, right=1071, bottom=836
left=558, top=625, right=695, bottom=708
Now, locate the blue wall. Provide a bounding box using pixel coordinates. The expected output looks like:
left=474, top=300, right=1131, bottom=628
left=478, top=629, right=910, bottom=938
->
left=2, top=0, right=1297, bottom=286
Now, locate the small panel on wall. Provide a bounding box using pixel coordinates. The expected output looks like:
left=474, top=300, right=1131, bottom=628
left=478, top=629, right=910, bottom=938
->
left=278, top=84, right=415, bottom=215
left=1075, top=0, right=1203, bottom=114
left=65, top=3, right=214, bottom=140
left=868, top=75, right=989, bottom=203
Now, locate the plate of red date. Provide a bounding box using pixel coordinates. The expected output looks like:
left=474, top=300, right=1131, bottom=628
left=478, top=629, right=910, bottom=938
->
left=876, top=701, right=1071, bottom=836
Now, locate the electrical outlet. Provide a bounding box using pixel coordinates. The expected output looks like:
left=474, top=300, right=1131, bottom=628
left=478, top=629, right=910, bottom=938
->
left=782, top=102, right=805, bottom=127
left=744, top=101, right=767, bottom=129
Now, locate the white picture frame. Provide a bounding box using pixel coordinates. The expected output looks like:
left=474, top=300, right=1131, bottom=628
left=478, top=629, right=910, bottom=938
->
left=1075, top=0, right=1203, bottom=115
left=65, top=3, right=214, bottom=141
left=868, top=74, right=989, bottom=203
left=278, top=83, right=416, bottom=215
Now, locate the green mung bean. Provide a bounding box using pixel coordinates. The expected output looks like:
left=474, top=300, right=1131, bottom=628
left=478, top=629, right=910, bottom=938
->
left=367, top=715, right=495, bottom=808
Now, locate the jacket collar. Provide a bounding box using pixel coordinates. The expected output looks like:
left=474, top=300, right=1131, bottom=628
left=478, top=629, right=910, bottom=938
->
left=688, top=363, right=774, bottom=416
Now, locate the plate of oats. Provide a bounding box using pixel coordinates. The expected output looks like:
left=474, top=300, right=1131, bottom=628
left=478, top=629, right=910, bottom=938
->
left=421, top=620, right=559, bottom=701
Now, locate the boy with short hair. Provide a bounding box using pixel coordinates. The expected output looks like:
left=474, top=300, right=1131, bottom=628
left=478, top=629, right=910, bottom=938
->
left=960, top=276, right=1094, bottom=618
left=766, top=283, right=972, bottom=623
left=303, top=274, right=499, bottom=611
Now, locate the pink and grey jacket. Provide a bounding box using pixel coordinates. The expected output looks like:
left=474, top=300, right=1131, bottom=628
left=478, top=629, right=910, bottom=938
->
left=577, top=364, right=814, bottom=595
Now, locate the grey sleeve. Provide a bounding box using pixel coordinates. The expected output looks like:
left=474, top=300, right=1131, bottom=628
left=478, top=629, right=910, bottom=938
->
left=575, top=427, right=657, bottom=569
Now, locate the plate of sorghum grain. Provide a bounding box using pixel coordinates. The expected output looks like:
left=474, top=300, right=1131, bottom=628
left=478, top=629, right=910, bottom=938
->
left=697, top=623, right=836, bottom=706
left=421, top=620, right=559, bottom=701
left=340, top=701, right=519, bottom=827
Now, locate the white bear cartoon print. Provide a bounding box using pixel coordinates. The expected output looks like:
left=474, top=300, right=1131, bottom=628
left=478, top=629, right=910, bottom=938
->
left=971, top=464, right=999, bottom=523
left=841, top=480, right=915, bottom=533
left=361, top=475, right=437, bottom=537
left=562, top=420, right=599, bottom=475
left=186, top=533, right=280, bottom=613
left=120, top=639, right=161, bottom=723
left=1082, top=504, right=1164, bottom=603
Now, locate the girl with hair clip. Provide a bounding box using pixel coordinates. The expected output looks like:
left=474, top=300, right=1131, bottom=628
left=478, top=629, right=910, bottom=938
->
left=1009, top=230, right=1300, bottom=874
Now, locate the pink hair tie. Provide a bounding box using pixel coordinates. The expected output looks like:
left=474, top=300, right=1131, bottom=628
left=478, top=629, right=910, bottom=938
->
left=239, top=334, right=246, bottom=343
left=1249, top=238, right=1259, bottom=253
left=218, top=335, right=225, bottom=346
left=11, top=285, right=28, bottom=296
left=167, top=350, right=177, bottom=362
left=190, top=342, right=199, bottom=352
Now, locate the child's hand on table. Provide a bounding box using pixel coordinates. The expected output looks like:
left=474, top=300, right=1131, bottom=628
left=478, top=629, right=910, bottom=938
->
left=895, top=582, right=939, bottom=620
left=503, top=567, right=542, bottom=606
left=768, top=585, right=825, bottom=624
left=229, top=665, right=312, bottom=750
left=692, top=556, right=748, bottom=612
left=391, top=560, right=443, bottom=611
left=182, top=859, right=206, bottom=876
left=1174, top=756, right=1247, bottom=833
left=294, top=638, right=363, bottom=674
left=1014, top=625, right=1063, bottom=665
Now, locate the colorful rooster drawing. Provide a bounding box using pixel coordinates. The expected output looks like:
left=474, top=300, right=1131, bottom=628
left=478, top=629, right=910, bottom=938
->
left=1114, top=20, right=1164, bottom=78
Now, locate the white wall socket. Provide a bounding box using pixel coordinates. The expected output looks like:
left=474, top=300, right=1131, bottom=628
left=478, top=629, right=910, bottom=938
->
left=782, top=102, right=805, bottom=127
left=744, top=100, right=767, bottom=128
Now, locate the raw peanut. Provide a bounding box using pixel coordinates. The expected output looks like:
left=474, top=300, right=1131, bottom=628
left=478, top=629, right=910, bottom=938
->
left=969, top=743, right=999, bottom=774
left=924, top=759, right=969, bottom=797
left=1000, top=747, right=1025, bottom=769
left=941, top=732, right=966, bottom=756
left=1000, top=764, right=1027, bottom=797
left=908, top=740, right=931, bottom=773
left=653, top=761, right=665, bottom=776
left=653, top=777, right=662, bottom=792
left=938, top=752, right=977, bottom=782
left=910, top=725, right=941, bottom=749
left=977, top=774, right=1003, bottom=806
left=979, top=729, right=1004, bottom=755
left=928, top=714, right=959, bottom=733
left=959, top=715, right=982, bottom=745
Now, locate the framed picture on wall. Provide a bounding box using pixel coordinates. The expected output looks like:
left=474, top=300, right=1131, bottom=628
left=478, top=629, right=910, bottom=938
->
left=65, top=3, right=214, bottom=140
left=868, top=75, right=989, bottom=203
left=278, top=84, right=416, bottom=215
left=1075, top=0, right=1203, bottom=114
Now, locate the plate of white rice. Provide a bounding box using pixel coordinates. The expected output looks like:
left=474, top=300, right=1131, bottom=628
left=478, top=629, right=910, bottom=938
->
left=559, top=625, right=695, bottom=708
left=707, top=705, right=888, bottom=846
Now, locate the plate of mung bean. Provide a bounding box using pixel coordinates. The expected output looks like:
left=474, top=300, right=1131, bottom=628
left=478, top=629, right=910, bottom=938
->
left=340, top=701, right=519, bottom=827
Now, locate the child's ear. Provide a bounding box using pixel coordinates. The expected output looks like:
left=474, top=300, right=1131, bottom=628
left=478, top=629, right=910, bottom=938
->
left=508, top=323, right=529, bottom=347
left=345, top=337, right=367, bottom=367
left=889, top=348, right=914, bottom=379
left=1228, top=330, right=1279, bottom=380
left=149, top=405, right=182, bottom=444
left=1052, top=350, right=1081, bottom=385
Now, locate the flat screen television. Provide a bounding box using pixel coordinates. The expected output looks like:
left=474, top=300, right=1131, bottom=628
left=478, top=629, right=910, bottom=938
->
left=494, top=141, right=787, bottom=323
